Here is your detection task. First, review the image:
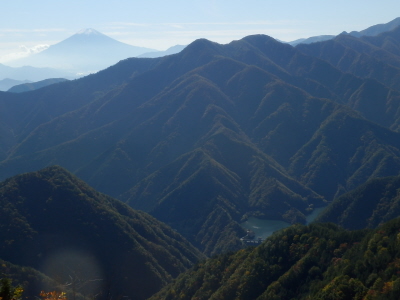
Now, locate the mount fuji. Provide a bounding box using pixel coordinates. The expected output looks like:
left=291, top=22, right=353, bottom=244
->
left=8, top=28, right=156, bottom=74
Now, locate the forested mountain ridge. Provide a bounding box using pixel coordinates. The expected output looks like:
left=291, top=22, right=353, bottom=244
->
left=150, top=218, right=400, bottom=300
left=317, top=174, right=400, bottom=230
left=288, top=16, right=400, bottom=46
left=0, top=166, right=203, bottom=300
left=296, top=26, right=400, bottom=130
left=2, top=27, right=400, bottom=254
left=7, top=78, right=69, bottom=93
left=0, top=259, right=66, bottom=300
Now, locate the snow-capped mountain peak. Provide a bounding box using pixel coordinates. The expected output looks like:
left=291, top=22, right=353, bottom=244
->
left=76, top=28, right=101, bottom=35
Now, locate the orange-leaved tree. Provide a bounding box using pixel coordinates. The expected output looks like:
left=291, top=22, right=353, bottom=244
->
left=39, top=291, right=67, bottom=300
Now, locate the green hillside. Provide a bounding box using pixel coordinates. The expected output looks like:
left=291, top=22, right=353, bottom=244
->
left=2, top=28, right=400, bottom=256
left=317, top=175, right=400, bottom=229
left=151, top=218, right=400, bottom=300
left=0, top=166, right=203, bottom=300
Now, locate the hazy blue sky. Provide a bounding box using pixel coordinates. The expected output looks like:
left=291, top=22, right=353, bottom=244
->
left=1, top=0, right=400, bottom=63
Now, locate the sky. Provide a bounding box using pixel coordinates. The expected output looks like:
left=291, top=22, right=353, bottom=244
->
left=1, top=0, right=400, bottom=63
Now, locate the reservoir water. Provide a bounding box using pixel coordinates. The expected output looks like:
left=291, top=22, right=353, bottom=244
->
left=241, top=206, right=326, bottom=240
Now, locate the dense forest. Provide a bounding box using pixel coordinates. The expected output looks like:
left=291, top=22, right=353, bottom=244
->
left=151, top=219, right=400, bottom=300
left=2, top=166, right=400, bottom=299
left=0, top=166, right=203, bottom=300
left=317, top=175, right=400, bottom=229
left=3, top=26, right=400, bottom=255
left=2, top=17, right=400, bottom=300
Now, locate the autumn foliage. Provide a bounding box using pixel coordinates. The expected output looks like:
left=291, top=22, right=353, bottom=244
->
left=39, top=291, right=67, bottom=300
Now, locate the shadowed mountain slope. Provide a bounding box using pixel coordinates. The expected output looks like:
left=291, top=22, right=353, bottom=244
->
left=296, top=28, right=400, bottom=90
left=316, top=175, right=400, bottom=230
left=150, top=218, right=400, bottom=300
left=2, top=33, right=400, bottom=254
left=0, top=259, right=74, bottom=300
left=0, top=166, right=203, bottom=300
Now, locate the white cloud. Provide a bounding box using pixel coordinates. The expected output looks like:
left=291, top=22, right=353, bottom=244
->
left=0, top=44, right=49, bottom=63
left=20, top=44, right=49, bottom=54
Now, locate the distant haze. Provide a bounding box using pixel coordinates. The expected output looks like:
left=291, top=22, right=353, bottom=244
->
left=1, top=0, right=400, bottom=63
left=289, top=17, right=400, bottom=46
left=7, top=29, right=156, bottom=74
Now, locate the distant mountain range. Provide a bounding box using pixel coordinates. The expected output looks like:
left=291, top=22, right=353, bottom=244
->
left=2, top=21, right=400, bottom=255
left=7, top=28, right=157, bottom=74
left=7, top=78, right=68, bottom=93
left=138, top=45, right=187, bottom=58
left=1, top=29, right=185, bottom=83
left=3, top=16, right=400, bottom=300
left=289, top=16, right=400, bottom=46
left=5, top=18, right=398, bottom=81
left=3, top=18, right=399, bottom=79
left=0, top=63, right=76, bottom=83
left=0, top=78, right=31, bottom=91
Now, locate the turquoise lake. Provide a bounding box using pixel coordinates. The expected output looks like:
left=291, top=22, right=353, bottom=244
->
left=241, top=206, right=326, bottom=240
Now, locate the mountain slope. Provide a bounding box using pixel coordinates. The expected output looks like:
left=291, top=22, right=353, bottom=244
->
left=316, top=175, right=400, bottom=229
left=0, top=78, right=31, bottom=91
left=233, top=34, right=400, bottom=132
left=0, top=166, right=203, bottom=300
left=5, top=36, right=400, bottom=197
left=150, top=218, right=400, bottom=300
left=295, top=29, right=400, bottom=130
left=0, top=259, right=67, bottom=300
left=350, top=17, right=400, bottom=37
left=7, top=78, right=68, bottom=93
left=0, top=56, right=161, bottom=159
left=289, top=16, right=400, bottom=46
left=296, top=28, right=400, bottom=89
left=0, top=67, right=328, bottom=254
left=138, top=45, right=187, bottom=58
left=2, top=33, right=400, bottom=254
